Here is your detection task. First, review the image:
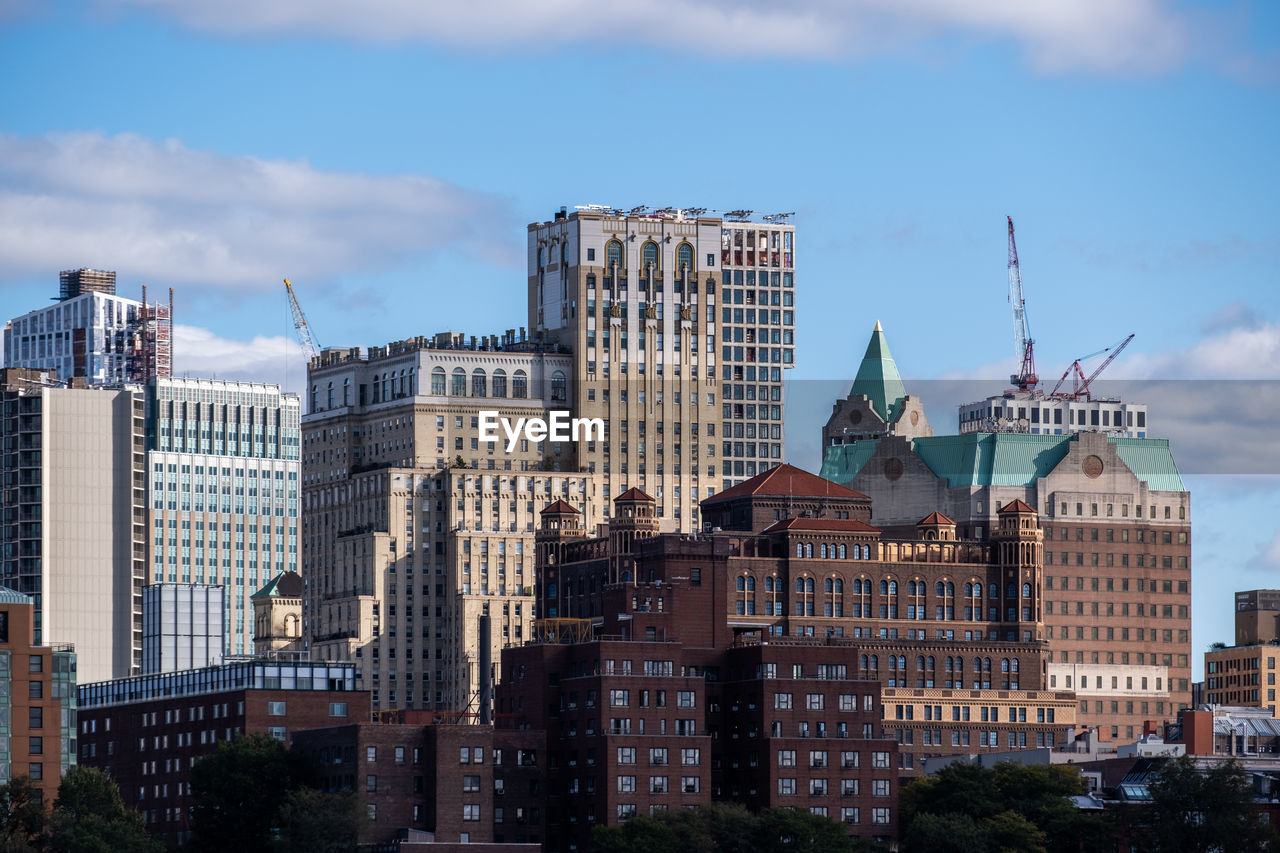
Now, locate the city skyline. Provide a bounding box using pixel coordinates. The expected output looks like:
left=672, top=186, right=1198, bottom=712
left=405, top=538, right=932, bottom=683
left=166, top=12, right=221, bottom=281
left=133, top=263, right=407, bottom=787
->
left=1, top=1, right=1278, bottom=678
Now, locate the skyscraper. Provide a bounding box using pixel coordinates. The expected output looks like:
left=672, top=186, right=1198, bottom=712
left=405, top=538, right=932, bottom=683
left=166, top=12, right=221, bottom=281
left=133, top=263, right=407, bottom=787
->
left=302, top=336, right=602, bottom=715
left=146, top=377, right=301, bottom=657
left=0, top=368, right=145, bottom=682
left=4, top=269, right=171, bottom=385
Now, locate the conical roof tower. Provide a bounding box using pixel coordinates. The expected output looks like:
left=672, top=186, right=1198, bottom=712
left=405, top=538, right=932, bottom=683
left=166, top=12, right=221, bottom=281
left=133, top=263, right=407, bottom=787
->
left=849, top=321, right=907, bottom=422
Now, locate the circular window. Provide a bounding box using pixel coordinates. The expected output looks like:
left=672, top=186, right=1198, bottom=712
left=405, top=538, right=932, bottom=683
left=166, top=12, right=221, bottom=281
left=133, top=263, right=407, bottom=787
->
left=884, top=458, right=904, bottom=481
left=909, top=411, right=920, bottom=426
left=849, top=410, right=863, bottom=425
left=1083, top=455, right=1104, bottom=478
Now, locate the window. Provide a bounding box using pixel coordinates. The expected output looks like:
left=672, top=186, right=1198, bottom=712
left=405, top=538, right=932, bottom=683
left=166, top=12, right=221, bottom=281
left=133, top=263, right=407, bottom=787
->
left=463, top=805, right=480, bottom=822
left=778, top=750, right=796, bottom=767
left=681, top=748, right=700, bottom=766
left=618, top=775, right=636, bottom=793
left=775, top=693, right=793, bottom=710
left=872, top=808, right=891, bottom=825
left=267, top=701, right=286, bottom=716
left=872, top=779, right=890, bottom=797
left=463, top=775, right=480, bottom=792
left=368, top=747, right=378, bottom=763
left=871, top=751, right=890, bottom=769
left=366, top=775, right=378, bottom=792
left=328, top=702, right=348, bottom=717
left=618, top=747, right=636, bottom=765
left=806, top=694, right=824, bottom=710
left=778, top=778, right=797, bottom=796
left=682, top=776, right=700, bottom=793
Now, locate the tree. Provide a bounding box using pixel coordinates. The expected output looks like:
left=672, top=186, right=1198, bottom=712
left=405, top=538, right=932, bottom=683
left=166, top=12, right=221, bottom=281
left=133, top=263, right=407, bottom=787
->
left=592, top=803, right=855, bottom=853
left=188, top=733, right=310, bottom=853
left=1144, top=755, right=1279, bottom=853
left=900, top=761, right=1107, bottom=853
left=0, top=777, right=46, bottom=852
left=273, top=788, right=369, bottom=853
left=47, top=766, right=161, bottom=853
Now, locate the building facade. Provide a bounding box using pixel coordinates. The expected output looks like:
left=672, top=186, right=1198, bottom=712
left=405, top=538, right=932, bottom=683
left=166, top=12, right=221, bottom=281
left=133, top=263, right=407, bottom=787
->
left=0, top=587, right=77, bottom=800
left=0, top=368, right=145, bottom=682
left=146, top=377, right=301, bottom=657
left=141, top=584, right=225, bottom=674
left=3, top=270, right=171, bottom=385
left=77, top=657, right=365, bottom=847
left=958, top=393, right=1149, bottom=438
left=303, top=336, right=602, bottom=716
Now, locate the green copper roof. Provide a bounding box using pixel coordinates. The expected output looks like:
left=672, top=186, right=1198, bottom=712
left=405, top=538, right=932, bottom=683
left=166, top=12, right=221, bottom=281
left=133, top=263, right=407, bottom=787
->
left=1111, top=438, right=1186, bottom=492
left=0, top=587, right=31, bottom=605
left=820, top=439, right=880, bottom=484
left=251, top=571, right=303, bottom=600
left=821, top=433, right=1185, bottom=492
left=850, top=322, right=907, bottom=423
left=912, top=433, right=1071, bottom=488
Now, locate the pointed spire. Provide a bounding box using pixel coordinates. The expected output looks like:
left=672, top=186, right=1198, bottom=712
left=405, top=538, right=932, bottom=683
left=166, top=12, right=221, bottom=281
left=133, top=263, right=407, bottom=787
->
left=850, top=322, right=907, bottom=422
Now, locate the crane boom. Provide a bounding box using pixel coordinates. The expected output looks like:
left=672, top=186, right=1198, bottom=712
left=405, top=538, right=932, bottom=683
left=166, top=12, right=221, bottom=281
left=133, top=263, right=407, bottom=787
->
left=1079, top=333, right=1134, bottom=399
left=1049, top=333, right=1135, bottom=401
left=1007, top=216, right=1036, bottom=390
left=284, top=278, right=320, bottom=359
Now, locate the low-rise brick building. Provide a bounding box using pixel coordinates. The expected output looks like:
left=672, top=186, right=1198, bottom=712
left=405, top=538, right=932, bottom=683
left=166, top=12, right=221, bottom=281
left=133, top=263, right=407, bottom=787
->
left=76, top=655, right=367, bottom=846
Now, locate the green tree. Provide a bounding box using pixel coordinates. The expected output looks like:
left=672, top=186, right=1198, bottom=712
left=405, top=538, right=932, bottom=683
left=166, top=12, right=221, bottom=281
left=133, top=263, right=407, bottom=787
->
left=188, top=733, right=309, bottom=853
left=46, top=766, right=161, bottom=853
left=901, top=761, right=1107, bottom=853
left=0, top=777, right=46, bottom=852
left=273, top=787, right=369, bottom=853
left=753, top=807, right=853, bottom=853
left=592, top=804, right=855, bottom=853
left=591, top=815, right=681, bottom=853
left=1144, top=755, right=1279, bottom=853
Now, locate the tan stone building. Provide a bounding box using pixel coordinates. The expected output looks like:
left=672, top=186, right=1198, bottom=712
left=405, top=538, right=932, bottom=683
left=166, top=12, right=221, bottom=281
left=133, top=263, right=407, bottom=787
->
left=302, top=337, right=604, bottom=716
left=252, top=570, right=304, bottom=654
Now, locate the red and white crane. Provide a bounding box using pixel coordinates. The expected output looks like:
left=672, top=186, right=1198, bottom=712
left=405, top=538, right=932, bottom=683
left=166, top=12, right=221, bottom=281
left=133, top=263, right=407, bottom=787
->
left=1049, top=333, right=1135, bottom=401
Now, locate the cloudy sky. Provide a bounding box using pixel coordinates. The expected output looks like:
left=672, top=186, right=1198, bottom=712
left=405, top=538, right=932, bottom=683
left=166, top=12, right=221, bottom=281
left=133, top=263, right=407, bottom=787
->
left=2, top=0, right=1278, bottom=676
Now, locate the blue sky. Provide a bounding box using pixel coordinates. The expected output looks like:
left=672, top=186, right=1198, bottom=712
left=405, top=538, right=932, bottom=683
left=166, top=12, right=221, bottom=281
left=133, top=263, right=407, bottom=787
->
left=2, top=0, right=1278, bottom=677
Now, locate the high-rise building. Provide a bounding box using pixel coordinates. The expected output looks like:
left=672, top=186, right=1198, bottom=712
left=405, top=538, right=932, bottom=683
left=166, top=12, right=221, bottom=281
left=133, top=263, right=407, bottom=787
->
left=528, top=206, right=797, bottom=527
left=958, top=393, right=1148, bottom=437
left=820, top=326, right=1191, bottom=741
left=714, top=215, right=797, bottom=489
left=1231, top=589, right=1280, bottom=646
left=4, top=270, right=171, bottom=385
left=302, top=336, right=602, bottom=716
left=527, top=207, right=722, bottom=530
left=0, top=368, right=145, bottom=682
left=145, top=377, right=301, bottom=657
left=0, top=586, right=78, bottom=800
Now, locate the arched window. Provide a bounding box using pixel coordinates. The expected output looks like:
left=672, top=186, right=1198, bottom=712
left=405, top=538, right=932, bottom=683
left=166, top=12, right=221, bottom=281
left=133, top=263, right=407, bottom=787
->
left=1022, top=583, right=1032, bottom=598
left=805, top=578, right=814, bottom=593
left=805, top=543, right=813, bottom=558
left=746, top=576, right=755, bottom=591
left=326, top=382, right=334, bottom=409
left=888, top=580, right=898, bottom=595
left=973, top=582, right=983, bottom=598
left=606, top=239, right=623, bottom=271
left=1011, top=658, right=1019, bottom=672
left=491, top=369, right=507, bottom=398
left=343, top=377, right=351, bottom=405
left=824, top=578, right=833, bottom=594
left=795, top=578, right=804, bottom=593
left=839, top=544, right=847, bottom=558
left=642, top=241, right=659, bottom=274
left=869, top=655, right=878, bottom=671
left=451, top=368, right=466, bottom=396
left=946, top=582, right=955, bottom=596
left=550, top=370, right=567, bottom=403
left=916, top=656, right=925, bottom=671
left=936, top=582, right=945, bottom=597
left=471, top=368, right=487, bottom=397
left=833, top=578, right=843, bottom=594
left=796, top=543, right=803, bottom=559
left=880, top=580, right=888, bottom=595
left=861, top=544, right=871, bottom=559
left=737, top=577, right=746, bottom=591
left=512, top=370, right=528, bottom=398
left=820, top=544, right=828, bottom=559
left=860, top=655, right=869, bottom=670
left=677, top=242, right=693, bottom=275
left=431, top=367, right=446, bottom=395
left=964, top=583, right=973, bottom=597
left=1001, top=658, right=1010, bottom=672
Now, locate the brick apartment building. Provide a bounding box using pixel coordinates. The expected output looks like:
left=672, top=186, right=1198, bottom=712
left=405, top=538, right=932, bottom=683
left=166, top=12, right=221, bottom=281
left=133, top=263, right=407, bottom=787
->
left=77, top=656, right=367, bottom=846
left=0, top=588, right=77, bottom=801
left=293, top=714, right=545, bottom=848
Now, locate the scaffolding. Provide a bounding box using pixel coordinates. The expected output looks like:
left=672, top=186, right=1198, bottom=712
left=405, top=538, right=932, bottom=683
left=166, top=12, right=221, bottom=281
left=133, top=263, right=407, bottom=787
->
left=127, top=286, right=173, bottom=383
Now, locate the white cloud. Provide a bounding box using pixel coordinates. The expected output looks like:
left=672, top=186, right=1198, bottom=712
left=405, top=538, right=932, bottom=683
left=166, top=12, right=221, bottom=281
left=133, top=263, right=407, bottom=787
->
left=102, top=0, right=1192, bottom=74
left=172, top=324, right=310, bottom=394
left=1249, top=530, right=1280, bottom=573
left=0, top=131, right=515, bottom=291
left=1118, top=321, right=1280, bottom=380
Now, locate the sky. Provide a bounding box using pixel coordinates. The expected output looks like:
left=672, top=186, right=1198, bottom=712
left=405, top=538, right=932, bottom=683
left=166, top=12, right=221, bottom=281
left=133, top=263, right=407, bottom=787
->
left=2, top=0, right=1278, bottom=679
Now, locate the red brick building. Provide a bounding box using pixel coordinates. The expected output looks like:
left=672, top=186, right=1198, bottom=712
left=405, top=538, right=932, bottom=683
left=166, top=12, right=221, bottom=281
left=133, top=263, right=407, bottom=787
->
left=76, top=656, right=368, bottom=846
left=293, top=717, right=545, bottom=847
left=0, top=588, right=78, bottom=802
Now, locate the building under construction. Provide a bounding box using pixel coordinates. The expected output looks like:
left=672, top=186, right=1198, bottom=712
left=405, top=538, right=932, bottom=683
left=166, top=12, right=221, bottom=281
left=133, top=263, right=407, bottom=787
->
left=2, top=269, right=172, bottom=386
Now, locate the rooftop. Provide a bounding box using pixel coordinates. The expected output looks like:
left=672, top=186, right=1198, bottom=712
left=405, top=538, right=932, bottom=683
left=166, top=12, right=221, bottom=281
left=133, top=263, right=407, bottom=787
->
left=849, top=322, right=907, bottom=423
left=703, top=462, right=870, bottom=505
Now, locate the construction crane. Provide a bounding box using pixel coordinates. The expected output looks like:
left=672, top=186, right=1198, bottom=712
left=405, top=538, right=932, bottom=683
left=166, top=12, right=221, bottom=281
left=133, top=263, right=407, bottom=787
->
left=284, top=278, right=320, bottom=359
left=1049, top=333, right=1135, bottom=401
left=1007, top=216, right=1037, bottom=391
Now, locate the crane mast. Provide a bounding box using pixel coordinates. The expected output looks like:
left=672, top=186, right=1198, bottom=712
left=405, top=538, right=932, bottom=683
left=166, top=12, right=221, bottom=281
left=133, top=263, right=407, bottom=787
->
left=1007, top=216, right=1037, bottom=390
left=284, top=278, right=321, bottom=359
